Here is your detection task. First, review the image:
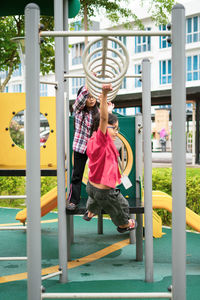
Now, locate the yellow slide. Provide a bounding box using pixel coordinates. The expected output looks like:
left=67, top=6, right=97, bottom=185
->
left=15, top=186, right=164, bottom=239
left=16, top=186, right=67, bottom=223
left=152, top=190, right=200, bottom=232
left=16, top=189, right=199, bottom=235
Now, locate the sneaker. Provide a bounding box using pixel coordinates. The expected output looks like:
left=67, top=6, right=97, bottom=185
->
left=66, top=202, right=78, bottom=211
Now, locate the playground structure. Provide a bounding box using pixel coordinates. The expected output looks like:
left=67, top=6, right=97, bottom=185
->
left=0, top=1, right=188, bottom=300
left=82, top=36, right=129, bottom=102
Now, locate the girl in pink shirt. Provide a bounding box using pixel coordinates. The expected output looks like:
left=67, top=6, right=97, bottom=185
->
left=84, top=84, right=137, bottom=233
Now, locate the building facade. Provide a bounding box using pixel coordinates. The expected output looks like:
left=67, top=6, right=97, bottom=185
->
left=1, top=0, right=200, bottom=159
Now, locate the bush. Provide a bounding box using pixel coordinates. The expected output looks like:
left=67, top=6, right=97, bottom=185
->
left=0, top=176, right=57, bottom=208
left=152, top=168, right=200, bottom=226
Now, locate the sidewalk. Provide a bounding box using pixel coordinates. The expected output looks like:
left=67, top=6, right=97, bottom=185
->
left=152, top=152, right=200, bottom=168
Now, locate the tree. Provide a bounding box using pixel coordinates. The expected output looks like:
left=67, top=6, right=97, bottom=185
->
left=78, top=0, right=175, bottom=36
left=0, top=16, right=23, bottom=92
left=0, top=15, right=54, bottom=92
left=0, top=0, right=175, bottom=91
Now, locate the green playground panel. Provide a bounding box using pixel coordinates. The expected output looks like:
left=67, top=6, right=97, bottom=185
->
left=69, top=115, right=136, bottom=200
left=1, top=0, right=80, bottom=18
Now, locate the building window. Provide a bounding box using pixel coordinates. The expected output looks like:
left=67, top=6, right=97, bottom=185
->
left=72, top=43, right=85, bottom=65
left=134, top=64, right=142, bottom=88
left=72, top=77, right=86, bottom=95
left=187, top=55, right=200, bottom=81
left=159, top=60, right=172, bottom=84
left=40, top=84, right=48, bottom=96
left=12, top=64, right=22, bottom=77
left=0, top=70, right=8, bottom=80
left=70, top=20, right=82, bottom=31
left=186, top=16, right=200, bottom=43
left=12, top=84, right=22, bottom=93
left=4, top=86, right=9, bottom=93
left=112, top=36, right=127, bottom=57
left=90, top=40, right=102, bottom=59
left=159, top=25, right=171, bottom=49
left=135, top=28, right=151, bottom=53
left=120, top=77, right=127, bottom=89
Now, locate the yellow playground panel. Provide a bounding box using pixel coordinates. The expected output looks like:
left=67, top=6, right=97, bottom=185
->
left=0, top=93, right=57, bottom=170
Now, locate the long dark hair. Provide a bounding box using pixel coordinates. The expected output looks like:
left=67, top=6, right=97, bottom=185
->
left=91, top=113, right=118, bottom=134
left=75, top=86, right=99, bottom=137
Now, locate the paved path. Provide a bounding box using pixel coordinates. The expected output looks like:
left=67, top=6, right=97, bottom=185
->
left=152, top=152, right=200, bottom=168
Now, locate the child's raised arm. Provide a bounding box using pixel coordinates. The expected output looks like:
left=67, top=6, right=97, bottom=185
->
left=99, top=84, right=112, bottom=134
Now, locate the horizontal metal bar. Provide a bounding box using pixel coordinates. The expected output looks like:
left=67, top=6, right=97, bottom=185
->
left=64, top=74, right=85, bottom=78
left=0, top=195, right=26, bottom=199
left=0, top=257, right=27, bottom=261
left=64, top=74, right=141, bottom=78
left=125, top=75, right=141, bottom=78
left=41, top=30, right=171, bottom=38
left=0, top=226, right=27, bottom=230
left=41, top=292, right=172, bottom=299
left=40, top=80, right=58, bottom=86
left=42, top=271, right=62, bottom=281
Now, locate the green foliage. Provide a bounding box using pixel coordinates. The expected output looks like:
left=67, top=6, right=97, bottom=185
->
left=145, top=0, right=175, bottom=25
left=0, top=15, right=55, bottom=90
left=152, top=168, right=172, bottom=225
left=79, top=0, right=144, bottom=29
left=9, top=120, right=24, bottom=149
left=152, top=168, right=172, bottom=195
left=40, top=177, right=57, bottom=196
left=152, top=168, right=200, bottom=227
left=0, top=176, right=25, bottom=207
left=0, top=176, right=57, bottom=208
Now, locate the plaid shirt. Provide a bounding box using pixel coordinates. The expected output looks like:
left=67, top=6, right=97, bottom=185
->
left=72, top=86, right=93, bottom=154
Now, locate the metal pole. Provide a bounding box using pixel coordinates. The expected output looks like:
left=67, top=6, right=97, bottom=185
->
left=54, top=0, right=68, bottom=283
left=25, top=4, right=41, bottom=300
left=129, top=213, right=136, bottom=244
left=142, top=58, right=153, bottom=282
left=171, top=4, right=186, bottom=300
left=63, top=0, right=73, bottom=261
left=192, top=101, right=196, bottom=165
left=135, top=114, right=143, bottom=261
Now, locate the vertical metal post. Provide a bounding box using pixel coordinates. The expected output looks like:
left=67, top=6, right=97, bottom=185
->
left=63, top=0, right=74, bottom=260
left=98, top=213, right=103, bottom=234
left=192, top=101, right=196, bottom=165
left=142, top=58, right=153, bottom=282
left=172, top=4, right=186, bottom=300
left=54, top=0, right=68, bottom=282
left=63, top=0, right=70, bottom=197
left=25, top=4, right=41, bottom=300
left=135, top=114, right=143, bottom=261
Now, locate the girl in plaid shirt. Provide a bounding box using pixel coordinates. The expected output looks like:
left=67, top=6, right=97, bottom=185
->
left=66, top=85, right=99, bottom=211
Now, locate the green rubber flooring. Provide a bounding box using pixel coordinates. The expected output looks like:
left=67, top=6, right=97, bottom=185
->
left=0, top=207, right=200, bottom=299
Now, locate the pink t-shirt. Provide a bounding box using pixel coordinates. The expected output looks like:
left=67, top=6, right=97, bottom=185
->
left=86, top=128, right=121, bottom=188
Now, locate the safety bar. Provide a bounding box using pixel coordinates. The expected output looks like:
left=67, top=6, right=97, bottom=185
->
left=41, top=292, right=172, bottom=299
left=0, top=226, right=27, bottom=230
left=0, top=257, right=27, bottom=261
left=41, top=30, right=171, bottom=38
left=64, top=74, right=141, bottom=78
left=0, top=195, right=26, bottom=199
left=42, top=270, right=62, bottom=281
